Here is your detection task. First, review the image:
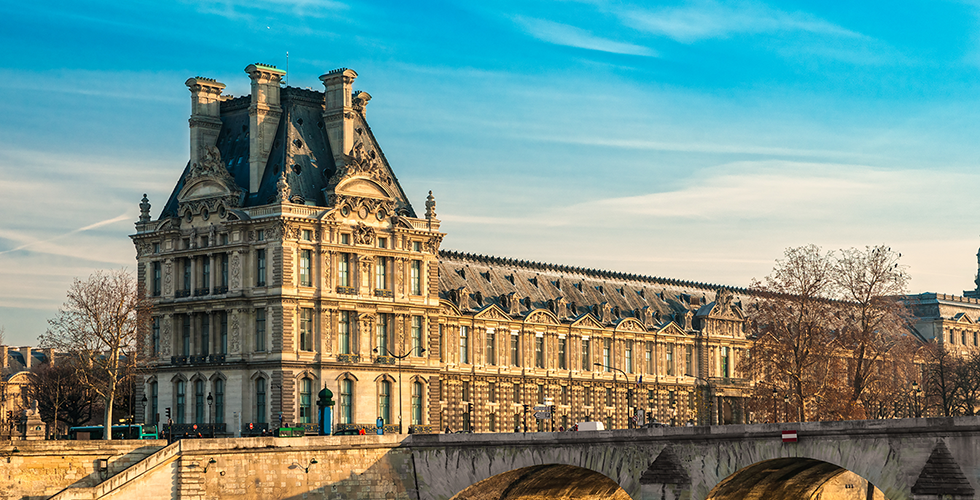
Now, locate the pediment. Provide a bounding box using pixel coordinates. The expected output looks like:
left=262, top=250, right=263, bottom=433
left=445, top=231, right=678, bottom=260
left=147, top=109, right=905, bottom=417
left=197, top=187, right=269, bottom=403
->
left=525, top=309, right=559, bottom=325
left=657, top=322, right=687, bottom=337
left=180, top=178, right=236, bottom=201
left=571, top=314, right=604, bottom=330
left=615, top=318, right=646, bottom=333
left=475, top=305, right=510, bottom=322
left=953, top=312, right=973, bottom=324
left=336, top=178, right=391, bottom=199
left=439, top=300, right=461, bottom=317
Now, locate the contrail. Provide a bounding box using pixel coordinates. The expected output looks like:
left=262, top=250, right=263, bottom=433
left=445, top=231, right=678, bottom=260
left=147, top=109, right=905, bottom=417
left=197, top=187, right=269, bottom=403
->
left=0, top=213, right=131, bottom=256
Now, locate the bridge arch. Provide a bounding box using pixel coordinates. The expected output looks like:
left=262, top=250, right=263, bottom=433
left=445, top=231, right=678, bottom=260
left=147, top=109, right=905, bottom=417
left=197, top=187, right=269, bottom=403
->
left=705, top=458, right=885, bottom=500
left=450, top=464, right=633, bottom=500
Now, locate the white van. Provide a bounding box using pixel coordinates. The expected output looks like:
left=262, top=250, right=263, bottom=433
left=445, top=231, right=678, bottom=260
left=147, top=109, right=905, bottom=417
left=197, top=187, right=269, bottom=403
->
left=575, top=422, right=605, bottom=431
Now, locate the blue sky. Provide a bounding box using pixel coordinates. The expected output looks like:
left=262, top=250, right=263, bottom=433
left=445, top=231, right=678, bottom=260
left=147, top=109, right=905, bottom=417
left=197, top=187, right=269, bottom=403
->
left=3, top=0, right=980, bottom=345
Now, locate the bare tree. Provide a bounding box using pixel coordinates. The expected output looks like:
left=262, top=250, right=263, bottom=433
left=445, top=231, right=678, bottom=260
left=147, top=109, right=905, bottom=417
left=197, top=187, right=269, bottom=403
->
left=39, top=269, right=147, bottom=440
left=833, top=245, right=913, bottom=417
left=26, top=360, right=95, bottom=436
left=742, top=245, right=840, bottom=422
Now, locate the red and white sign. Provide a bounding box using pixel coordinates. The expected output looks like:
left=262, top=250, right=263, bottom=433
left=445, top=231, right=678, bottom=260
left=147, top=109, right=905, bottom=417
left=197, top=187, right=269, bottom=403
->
left=782, top=430, right=798, bottom=443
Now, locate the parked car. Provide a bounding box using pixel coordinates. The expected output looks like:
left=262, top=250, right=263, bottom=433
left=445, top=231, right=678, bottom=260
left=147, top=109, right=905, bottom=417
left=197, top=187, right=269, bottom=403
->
left=575, top=422, right=604, bottom=431
left=332, top=428, right=364, bottom=436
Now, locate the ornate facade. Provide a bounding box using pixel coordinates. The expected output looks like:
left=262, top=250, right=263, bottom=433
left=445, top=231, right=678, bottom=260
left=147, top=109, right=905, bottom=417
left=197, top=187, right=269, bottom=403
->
left=132, top=64, right=754, bottom=435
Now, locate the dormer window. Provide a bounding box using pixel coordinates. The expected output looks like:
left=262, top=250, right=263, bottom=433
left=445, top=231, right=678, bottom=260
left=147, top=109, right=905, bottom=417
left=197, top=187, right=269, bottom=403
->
left=341, top=233, right=350, bottom=245
left=302, top=229, right=312, bottom=241
left=378, top=237, right=387, bottom=249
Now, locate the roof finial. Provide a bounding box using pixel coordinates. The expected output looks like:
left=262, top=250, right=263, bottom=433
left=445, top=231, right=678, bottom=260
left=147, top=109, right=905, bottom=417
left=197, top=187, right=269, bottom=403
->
left=276, top=169, right=291, bottom=203
left=139, top=194, right=151, bottom=223
left=425, top=190, right=437, bottom=219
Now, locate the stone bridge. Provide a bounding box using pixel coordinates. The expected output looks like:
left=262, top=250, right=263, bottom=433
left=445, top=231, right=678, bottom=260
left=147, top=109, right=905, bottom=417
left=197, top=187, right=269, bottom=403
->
left=6, top=417, right=980, bottom=500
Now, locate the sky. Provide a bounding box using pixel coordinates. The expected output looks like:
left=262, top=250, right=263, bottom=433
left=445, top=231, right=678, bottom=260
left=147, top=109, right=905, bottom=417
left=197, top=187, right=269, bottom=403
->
left=3, top=0, right=980, bottom=346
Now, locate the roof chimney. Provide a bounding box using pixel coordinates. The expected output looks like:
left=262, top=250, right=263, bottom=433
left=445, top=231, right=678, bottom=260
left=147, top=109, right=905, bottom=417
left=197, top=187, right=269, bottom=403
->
left=245, top=63, right=286, bottom=194
left=19, top=347, right=31, bottom=370
left=319, top=68, right=358, bottom=164
left=185, top=77, right=226, bottom=168
left=0, top=346, right=7, bottom=370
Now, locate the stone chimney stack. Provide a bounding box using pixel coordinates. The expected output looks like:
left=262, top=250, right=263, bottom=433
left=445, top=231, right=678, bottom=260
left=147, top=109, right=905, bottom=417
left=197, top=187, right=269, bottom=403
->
left=41, top=348, right=54, bottom=366
left=319, top=68, right=358, bottom=164
left=185, top=77, right=226, bottom=168
left=0, top=346, right=7, bottom=370
left=245, top=63, right=286, bottom=194
left=19, top=347, right=31, bottom=370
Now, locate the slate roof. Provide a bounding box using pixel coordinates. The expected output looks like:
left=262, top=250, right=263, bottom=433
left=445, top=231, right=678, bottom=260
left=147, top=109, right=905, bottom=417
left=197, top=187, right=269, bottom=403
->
left=2, top=348, right=51, bottom=382
left=158, top=86, right=416, bottom=219
left=437, top=249, right=747, bottom=324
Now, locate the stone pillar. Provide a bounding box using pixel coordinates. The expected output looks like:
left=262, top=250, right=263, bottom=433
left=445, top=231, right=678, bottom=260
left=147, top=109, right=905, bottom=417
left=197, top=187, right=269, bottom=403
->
left=185, top=77, right=225, bottom=167
left=245, top=63, right=285, bottom=193
left=19, top=347, right=31, bottom=370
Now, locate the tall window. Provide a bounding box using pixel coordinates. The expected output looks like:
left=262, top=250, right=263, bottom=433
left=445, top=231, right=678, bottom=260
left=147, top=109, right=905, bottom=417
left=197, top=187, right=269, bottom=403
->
left=584, top=387, right=592, bottom=407
left=152, top=262, right=161, bottom=296
left=605, top=387, right=613, bottom=406
left=182, top=315, right=191, bottom=355
left=182, top=258, right=191, bottom=293
left=460, top=326, right=469, bottom=364
left=486, top=329, right=496, bottom=365
left=377, top=313, right=391, bottom=354
left=646, top=342, right=654, bottom=374
left=666, top=344, right=674, bottom=376
left=462, top=381, right=471, bottom=401
left=489, top=413, right=497, bottom=432
left=175, top=380, right=186, bottom=424
left=339, top=311, right=351, bottom=354
left=194, top=380, right=205, bottom=424
left=201, top=257, right=210, bottom=292
left=625, top=340, right=633, bottom=374
left=535, top=336, right=544, bottom=368
left=558, top=338, right=567, bottom=370
left=410, top=260, right=422, bottom=295
left=510, top=333, right=520, bottom=367
left=513, top=383, right=521, bottom=403
left=721, top=346, right=730, bottom=378
left=488, top=383, right=497, bottom=403
left=411, top=316, right=423, bottom=356
left=685, top=345, right=694, bottom=376
left=201, top=315, right=210, bottom=356
left=537, top=384, right=545, bottom=404
left=602, top=338, right=612, bottom=371
left=338, top=253, right=350, bottom=287
left=256, top=249, right=266, bottom=286
left=220, top=254, right=229, bottom=288
left=582, top=338, right=591, bottom=370
left=380, top=380, right=392, bottom=424
left=151, top=317, right=160, bottom=356
left=300, top=378, right=313, bottom=424
left=411, top=382, right=423, bottom=425
left=561, top=385, right=569, bottom=405
left=150, top=381, right=158, bottom=425
left=300, top=249, right=312, bottom=286
left=339, top=380, right=353, bottom=424
left=255, top=379, right=266, bottom=423
left=255, top=309, right=266, bottom=352
left=214, top=379, right=224, bottom=424
left=219, top=312, right=228, bottom=354
left=300, top=308, right=314, bottom=351
left=375, top=256, right=388, bottom=290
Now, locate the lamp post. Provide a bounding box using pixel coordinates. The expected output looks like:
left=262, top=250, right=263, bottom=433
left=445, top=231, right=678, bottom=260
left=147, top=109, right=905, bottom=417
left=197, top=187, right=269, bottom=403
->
left=595, top=363, right=630, bottom=429
left=206, top=392, right=213, bottom=438
left=912, top=381, right=923, bottom=418
left=783, top=395, right=790, bottom=423
left=141, top=395, right=148, bottom=429
left=374, top=346, right=425, bottom=433
left=772, top=388, right=778, bottom=423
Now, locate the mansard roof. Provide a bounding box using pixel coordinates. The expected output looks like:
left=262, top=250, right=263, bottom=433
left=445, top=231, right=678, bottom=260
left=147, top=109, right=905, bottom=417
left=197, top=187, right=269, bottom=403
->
left=159, top=86, right=415, bottom=220
left=437, top=249, right=747, bottom=326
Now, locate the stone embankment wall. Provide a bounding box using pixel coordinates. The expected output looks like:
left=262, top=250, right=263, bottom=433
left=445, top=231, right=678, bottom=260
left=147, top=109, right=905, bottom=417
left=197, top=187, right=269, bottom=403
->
left=0, top=440, right=166, bottom=500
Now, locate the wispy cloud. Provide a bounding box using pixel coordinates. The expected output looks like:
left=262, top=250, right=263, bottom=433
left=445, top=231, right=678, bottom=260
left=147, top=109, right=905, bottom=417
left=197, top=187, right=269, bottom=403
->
left=618, top=0, right=860, bottom=43
left=512, top=16, right=656, bottom=56
left=0, top=213, right=132, bottom=257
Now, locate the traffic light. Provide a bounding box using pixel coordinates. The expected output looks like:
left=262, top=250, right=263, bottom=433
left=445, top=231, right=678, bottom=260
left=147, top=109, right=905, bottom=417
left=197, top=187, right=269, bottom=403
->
left=522, top=404, right=529, bottom=413
left=165, top=407, right=171, bottom=419
left=467, top=402, right=473, bottom=415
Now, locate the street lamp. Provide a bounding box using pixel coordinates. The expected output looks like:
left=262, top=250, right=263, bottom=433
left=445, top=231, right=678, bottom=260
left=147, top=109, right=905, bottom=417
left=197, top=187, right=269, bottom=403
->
left=783, top=395, right=790, bottom=423
left=595, top=363, right=630, bottom=429
left=206, top=392, right=213, bottom=438
left=141, top=395, right=148, bottom=429
left=373, top=346, right=425, bottom=433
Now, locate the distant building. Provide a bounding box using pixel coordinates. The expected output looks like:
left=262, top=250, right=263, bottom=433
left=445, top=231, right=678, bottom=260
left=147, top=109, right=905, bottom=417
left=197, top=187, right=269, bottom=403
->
left=1, top=346, right=54, bottom=439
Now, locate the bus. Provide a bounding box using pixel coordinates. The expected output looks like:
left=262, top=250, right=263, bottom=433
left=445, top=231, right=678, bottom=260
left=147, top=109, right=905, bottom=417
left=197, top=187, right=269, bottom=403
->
left=68, top=424, right=159, bottom=440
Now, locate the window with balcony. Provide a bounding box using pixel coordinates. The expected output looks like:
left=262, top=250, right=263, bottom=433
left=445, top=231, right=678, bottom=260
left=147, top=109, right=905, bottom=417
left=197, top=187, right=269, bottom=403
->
left=300, top=378, right=313, bottom=424
left=194, top=379, right=205, bottom=424
left=666, top=343, right=674, bottom=376
left=486, top=329, right=496, bottom=365
left=410, top=260, right=421, bottom=295
left=152, top=262, right=161, bottom=297
left=175, top=380, right=186, bottom=424
left=377, top=313, right=391, bottom=354
left=558, top=337, right=567, bottom=370
left=339, top=379, right=353, bottom=424
left=256, top=249, right=266, bottom=286
left=686, top=345, right=694, bottom=376
left=300, top=249, right=312, bottom=287
left=380, top=380, right=392, bottom=424
left=375, top=256, right=389, bottom=295
left=219, top=311, right=228, bottom=354
left=201, top=257, right=210, bottom=294
left=338, top=253, right=351, bottom=289
left=625, top=340, right=633, bottom=374
left=511, top=333, right=520, bottom=367
left=151, top=317, right=160, bottom=356
left=535, top=336, right=544, bottom=368
left=300, top=308, right=314, bottom=351
left=411, top=316, right=423, bottom=356
left=581, top=338, right=590, bottom=371
left=602, top=338, right=612, bottom=371
left=255, top=309, right=266, bottom=352
left=339, top=311, right=351, bottom=355
left=411, top=382, right=423, bottom=425
left=214, top=378, right=224, bottom=424
left=459, top=326, right=469, bottom=364
left=255, top=378, right=266, bottom=423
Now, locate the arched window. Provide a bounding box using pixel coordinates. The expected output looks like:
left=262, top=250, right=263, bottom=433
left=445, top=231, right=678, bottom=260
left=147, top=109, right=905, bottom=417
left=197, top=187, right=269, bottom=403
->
left=175, top=380, right=186, bottom=424
left=195, top=380, right=205, bottom=424
left=340, top=379, right=353, bottom=424
left=300, top=378, right=313, bottom=424
left=255, top=378, right=267, bottom=424
left=411, top=382, right=423, bottom=425
left=214, top=379, right=225, bottom=424
left=380, top=380, right=392, bottom=425
left=149, top=381, right=158, bottom=425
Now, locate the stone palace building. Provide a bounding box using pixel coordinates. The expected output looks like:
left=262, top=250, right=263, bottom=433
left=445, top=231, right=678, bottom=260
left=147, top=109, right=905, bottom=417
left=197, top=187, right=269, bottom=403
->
left=130, top=64, right=769, bottom=436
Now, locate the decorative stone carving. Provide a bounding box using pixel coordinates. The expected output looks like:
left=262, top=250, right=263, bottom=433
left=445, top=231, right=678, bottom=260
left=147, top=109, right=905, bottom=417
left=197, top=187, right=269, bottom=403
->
left=425, top=191, right=436, bottom=219
left=353, top=222, right=375, bottom=245
left=276, top=169, right=291, bottom=203
left=161, top=316, right=172, bottom=356
left=425, top=235, right=443, bottom=254
left=231, top=253, right=241, bottom=288
left=139, top=194, right=151, bottom=223
left=189, top=146, right=234, bottom=182
left=164, top=260, right=173, bottom=295
left=230, top=313, right=241, bottom=353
